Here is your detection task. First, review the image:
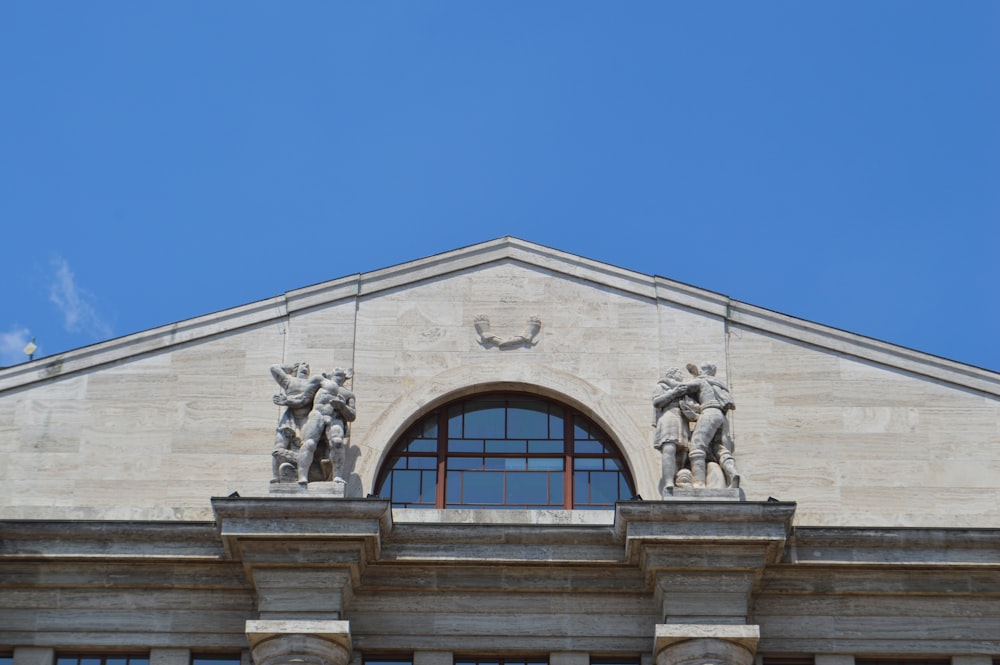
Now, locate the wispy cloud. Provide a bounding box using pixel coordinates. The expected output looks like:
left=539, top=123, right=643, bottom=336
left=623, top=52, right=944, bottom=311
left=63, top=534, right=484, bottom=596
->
left=48, top=256, right=113, bottom=340
left=0, top=326, right=34, bottom=366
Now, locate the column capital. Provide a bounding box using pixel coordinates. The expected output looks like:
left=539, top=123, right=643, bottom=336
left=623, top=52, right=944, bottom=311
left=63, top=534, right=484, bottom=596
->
left=654, top=624, right=759, bottom=665
left=246, top=620, right=351, bottom=665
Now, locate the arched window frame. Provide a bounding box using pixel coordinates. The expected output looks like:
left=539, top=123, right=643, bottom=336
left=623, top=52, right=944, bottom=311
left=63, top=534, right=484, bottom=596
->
left=374, top=391, right=636, bottom=510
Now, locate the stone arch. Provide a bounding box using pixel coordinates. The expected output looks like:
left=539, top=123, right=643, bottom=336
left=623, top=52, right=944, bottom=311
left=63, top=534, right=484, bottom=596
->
left=358, top=361, right=656, bottom=500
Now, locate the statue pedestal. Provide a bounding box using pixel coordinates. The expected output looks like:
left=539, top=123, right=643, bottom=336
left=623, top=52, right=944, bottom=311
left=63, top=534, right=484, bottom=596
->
left=659, top=487, right=745, bottom=501
left=269, top=479, right=347, bottom=498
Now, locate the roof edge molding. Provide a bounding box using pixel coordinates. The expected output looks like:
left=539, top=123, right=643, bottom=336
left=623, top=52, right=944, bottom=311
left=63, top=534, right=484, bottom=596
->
left=2, top=236, right=998, bottom=396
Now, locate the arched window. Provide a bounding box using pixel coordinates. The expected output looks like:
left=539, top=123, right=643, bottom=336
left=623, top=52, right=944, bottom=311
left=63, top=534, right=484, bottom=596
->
left=375, top=393, right=636, bottom=509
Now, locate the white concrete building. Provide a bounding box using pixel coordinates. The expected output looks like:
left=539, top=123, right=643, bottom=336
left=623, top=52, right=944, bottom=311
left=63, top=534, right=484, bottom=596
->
left=1, top=238, right=998, bottom=665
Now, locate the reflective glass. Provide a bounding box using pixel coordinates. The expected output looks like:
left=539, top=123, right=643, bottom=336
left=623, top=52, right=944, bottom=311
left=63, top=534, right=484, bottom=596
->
left=405, top=438, right=437, bottom=453
left=549, top=473, right=564, bottom=504
left=528, top=440, right=563, bottom=453
left=446, top=470, right=461, bottom=503
left=507, top=402, right=549, bottom=438
left=590, top=471, right=619, bottom=504
left=527, top=458, right=563, bottom=471
left=377, top=393, right=634, bottom=509
left=574, top=440, right=605, bottom=454
left=549, top=412, right=564, bottom=438
left=392, top=470, right=420, bottom=503
left=464, top=405, right=505, bottom=437
left=506, top=472, right=548, bottom=504
left=486, top=439, right=526, bottom=453
left=449, top=439, right=483, bottom=453
left=449, top=456, right=483, bottom=470
left=420, top=471, right=436, bottom=503
left=463, top=471, right=503, bottom=503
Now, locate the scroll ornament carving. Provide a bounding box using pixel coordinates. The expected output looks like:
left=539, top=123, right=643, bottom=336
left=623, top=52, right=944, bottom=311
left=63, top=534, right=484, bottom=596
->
left=474, top=315, right=541, bottom=348
left=653, top=361, right=741, bottom=497
left=269, top=362, right=356, bottom=487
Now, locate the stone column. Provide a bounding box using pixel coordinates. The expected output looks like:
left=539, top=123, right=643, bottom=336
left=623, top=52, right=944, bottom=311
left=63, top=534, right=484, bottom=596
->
left=654, top=625, right=759, bottom=665
left=246, top=620, right=352, bottom=665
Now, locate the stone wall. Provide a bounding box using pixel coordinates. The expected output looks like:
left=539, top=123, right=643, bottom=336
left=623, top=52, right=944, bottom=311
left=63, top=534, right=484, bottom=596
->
left=1, top=240, right=997, bottom=526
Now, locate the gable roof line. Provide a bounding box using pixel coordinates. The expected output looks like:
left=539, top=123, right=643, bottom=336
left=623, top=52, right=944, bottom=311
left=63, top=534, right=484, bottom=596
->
left=1, top=237, right=997, bottom=397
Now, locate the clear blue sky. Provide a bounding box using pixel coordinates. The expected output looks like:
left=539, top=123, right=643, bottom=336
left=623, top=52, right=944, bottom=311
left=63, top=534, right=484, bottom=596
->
left=2, top=3, right=998, bottom=371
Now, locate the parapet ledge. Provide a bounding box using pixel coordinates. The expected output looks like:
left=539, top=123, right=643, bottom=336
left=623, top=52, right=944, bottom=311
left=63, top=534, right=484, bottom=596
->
left=381, top=508, right=620, bottom=564
left=0, top=520, right=224, bottom=559
left=615, top=501, right=797, bottom=567
left=211, top=496, right=392, bottom=563
left=786, top=526, right=1000, bottom=566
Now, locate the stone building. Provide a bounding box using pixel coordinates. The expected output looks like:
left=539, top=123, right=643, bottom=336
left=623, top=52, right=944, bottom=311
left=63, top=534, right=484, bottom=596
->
left=1, top=237, right=998, bottom=665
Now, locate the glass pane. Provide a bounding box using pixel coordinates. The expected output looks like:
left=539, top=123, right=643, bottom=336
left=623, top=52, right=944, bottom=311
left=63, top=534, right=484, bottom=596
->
left=590, top=471, right=620, bottom=504
left=575, top=457, right=602, bottom=470
left=574, top=420, right=591, bottom=439
left=448, top=404, right=463, bottom=437
left=392, top=469, right=420, bottom=503
left=420, top=470, right=437, bottom=503
left=549, top=411, right=564, bottom=438
left=448, top=456, right=483, bottom=470
left=604, top=457, right=623, bottom=471
left=463, top=471, right=504, bottom=503
left=527, top=457, right=563, bottom=470
left=486, top=439, right=526, bottom=453
left=464, top=405, right=506, bottom=437
left=529, top=439, right=563, bottom=453
left=108, top=659, right=127, bottom=665
left=574, top=470, right=589, bottom=504
left=485, top=456, right=508, bottom=470
left=408, top=456, right=437, bottom=469
left=505, top=458, right=527, bottom=470
left=446, top=470, right=461, bottom=503
left=574, top=440, right=605, bottom=454
left=507, top=401, right=549, bottom=438
left=420, top=418, right=438, bottom=438
left=620, top=474, right=633, bottom=497
left=449, top=439, right=483, bottom=453
left=506, top=471, right=548, bottom=504
left=405, top=438, right=437, bottom=453
left=549, top=472, right=564, bottom=504
left=392, top=457, right=407, bottom=470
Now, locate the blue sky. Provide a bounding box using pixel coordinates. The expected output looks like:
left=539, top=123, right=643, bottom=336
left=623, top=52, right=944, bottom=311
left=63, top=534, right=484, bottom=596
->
left=2, top=3, right=998, bottom=371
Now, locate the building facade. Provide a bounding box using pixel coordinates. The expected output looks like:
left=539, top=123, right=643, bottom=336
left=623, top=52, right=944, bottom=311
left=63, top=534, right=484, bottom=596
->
left=1, top=238, right=998, bottom=665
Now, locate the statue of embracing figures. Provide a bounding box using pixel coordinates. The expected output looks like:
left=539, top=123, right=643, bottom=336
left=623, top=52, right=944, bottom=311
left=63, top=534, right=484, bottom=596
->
left=270, top=363, right=356, bottom=487
left=653, top=362, right=740, bottom=496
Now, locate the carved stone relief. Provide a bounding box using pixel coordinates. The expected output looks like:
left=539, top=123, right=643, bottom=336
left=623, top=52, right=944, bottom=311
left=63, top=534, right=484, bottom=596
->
left=474, top=314, right=541, bottom=348
left=653, top=362, right=741, bottom=497
left=270, top=362, right=356, bottom=489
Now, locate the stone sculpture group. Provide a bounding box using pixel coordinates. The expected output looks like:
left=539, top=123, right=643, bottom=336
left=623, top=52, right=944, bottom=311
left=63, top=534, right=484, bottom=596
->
left=652, top=362, right=740, bottom=496
left=270, top=362, right=356, bottom=487
left=267, top=358, right=742, bottom=498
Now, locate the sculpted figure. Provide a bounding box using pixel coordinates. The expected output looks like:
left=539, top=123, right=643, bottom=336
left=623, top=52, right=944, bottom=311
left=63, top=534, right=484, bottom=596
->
left=652, top=367, right=695, bottom=496
left=293, top=368, right=356, bottom=487
left=682, top=362, right=740, bottom=489
left=270, top=362, right=322, bottom=482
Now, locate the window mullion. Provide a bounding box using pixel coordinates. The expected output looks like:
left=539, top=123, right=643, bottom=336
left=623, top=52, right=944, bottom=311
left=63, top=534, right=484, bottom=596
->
left=435, top=409, right=448, bottom=509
